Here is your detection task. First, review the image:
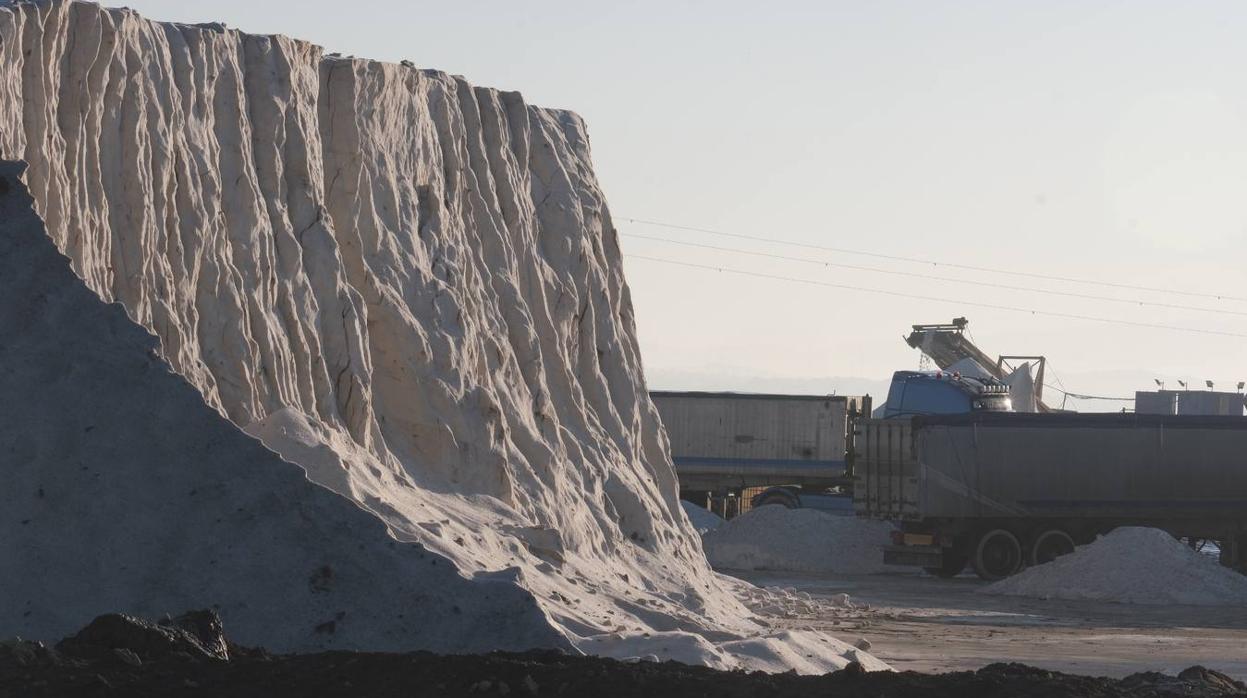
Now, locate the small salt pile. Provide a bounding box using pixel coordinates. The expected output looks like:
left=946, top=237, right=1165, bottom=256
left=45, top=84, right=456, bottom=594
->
left=981, top=527, right=1247, bottom=606
left=680, top=500, right=725, bottom=535
left=701, top=505, right=898, bottom=575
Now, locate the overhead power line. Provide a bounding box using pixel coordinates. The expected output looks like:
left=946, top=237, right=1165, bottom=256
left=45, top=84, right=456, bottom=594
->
left=620, top=217, right=1247, bottom=303
left=1044, top=386, right=1135, bottom=402
left=627, top=254, right=1247, bottom=339
left=621, top=232, right=1247, bottom=318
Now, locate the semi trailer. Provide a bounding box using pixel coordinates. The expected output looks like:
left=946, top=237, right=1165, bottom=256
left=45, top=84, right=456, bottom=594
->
left=651, top=391, right=868, bottom=517
left=853, top=411, right=1247, bottom=579
left=654, top=370, right=1011, bottom=517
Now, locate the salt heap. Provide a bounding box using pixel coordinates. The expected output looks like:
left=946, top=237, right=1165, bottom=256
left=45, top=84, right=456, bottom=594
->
left=981, top=527, right=1247, bottom=606
left=0, top=0, right=886, bottom=673
left=680, top=500, right=724, bottom=535
left=702, top=506, right=898, bottom=575
left=0, top=161, right=561, bottom=653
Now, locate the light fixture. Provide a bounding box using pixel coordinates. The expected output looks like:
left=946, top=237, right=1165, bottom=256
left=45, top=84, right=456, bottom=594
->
left=1206, top=380, right=1215, bottom=390
left=1178, top=380, right=1188, bottom=390
left=1238, top=381, right=1245, bottom=393
left=1153, top=379, right=1164, bottom=389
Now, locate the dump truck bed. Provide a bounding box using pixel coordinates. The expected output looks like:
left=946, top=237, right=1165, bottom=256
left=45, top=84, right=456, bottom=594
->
left=854, top=412, right=1247, bottom=522
left=653, top=391, right=868, bottom=490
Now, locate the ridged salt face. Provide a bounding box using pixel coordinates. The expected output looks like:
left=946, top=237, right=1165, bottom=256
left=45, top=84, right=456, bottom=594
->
left=0, top=0, right=887, bottom=673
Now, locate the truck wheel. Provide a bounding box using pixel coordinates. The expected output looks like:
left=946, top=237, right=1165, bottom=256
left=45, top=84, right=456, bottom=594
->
left=972, top=529, right=1023, bottom=580
left=1031, top=529, right=1075, bottom=566
left=924, top=552, right=968, bottom=578
left=751, top=487, right=800, bottom=509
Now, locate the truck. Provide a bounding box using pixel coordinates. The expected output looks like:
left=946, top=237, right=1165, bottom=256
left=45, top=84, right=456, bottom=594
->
left=651, top=391, right=868, bottom=517
left=653, top=370, right=1011, bottom=517
left=853, top=411, right=1247, bottom=579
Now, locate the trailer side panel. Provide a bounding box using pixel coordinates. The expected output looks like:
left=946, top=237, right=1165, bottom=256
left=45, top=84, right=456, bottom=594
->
left=653, top=392, right=866, bottom=489
left=856, top=413, right=1247, bottom=522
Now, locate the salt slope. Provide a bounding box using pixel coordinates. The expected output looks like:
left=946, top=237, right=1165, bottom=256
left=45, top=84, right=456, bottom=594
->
left=680, top=500, right=724, bottom=535
left=702, top=506, right=897, bottom=575
left=0, top=0, right=885, bottom=672
left=0, top=160, right=562, bottom=653
left=981, top=527, right=1247, bottom=606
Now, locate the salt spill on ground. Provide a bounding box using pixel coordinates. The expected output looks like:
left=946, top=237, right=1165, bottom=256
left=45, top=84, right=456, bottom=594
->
left=719, top=574, right=864, bottom=619
left=701, top=506, right=898, bottom=575
left=680, top=501, right=724, bottom=535
left=574, top=627, right=887, bottom=674
left=982, top=527, right=1247, bottom=606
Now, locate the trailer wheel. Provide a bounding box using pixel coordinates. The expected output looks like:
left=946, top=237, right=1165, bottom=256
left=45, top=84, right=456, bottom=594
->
left=1030, top=529, right=1075, bottom=566
left=924, top=552, right=968, bottom=578
left=751, top=487, right=800, bottom=509
left=972, top=529, right=1023, bottom=580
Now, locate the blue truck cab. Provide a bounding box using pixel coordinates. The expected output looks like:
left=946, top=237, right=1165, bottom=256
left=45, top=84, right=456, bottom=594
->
left=883, top=370, right=1013, bottom=418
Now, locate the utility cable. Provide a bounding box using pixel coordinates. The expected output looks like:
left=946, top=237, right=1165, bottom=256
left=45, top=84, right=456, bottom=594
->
left=620, top=217, right=1247, bottom=303
left=627, top=254, right=1247, bottom=339
left=1045, top=366, right=1070, bottom=393
left=621, top=232, right=1247, bottom=318
left=1044, top=387, right=1135, bottom=402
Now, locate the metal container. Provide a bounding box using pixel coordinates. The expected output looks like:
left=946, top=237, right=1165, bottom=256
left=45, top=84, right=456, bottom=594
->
left=856, top=412, right=1247, bottom=526
left=651, top=391, right=868, bottom=490
left=1177, top=391, right=1246, bottom=417
left=1134, top=390, right=1178, bottom=415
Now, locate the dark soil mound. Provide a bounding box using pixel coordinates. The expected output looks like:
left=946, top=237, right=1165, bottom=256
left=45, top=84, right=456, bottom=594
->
left=56, top=611, right=233, bottom=663
left=2, top=612, right=1244, bottom=697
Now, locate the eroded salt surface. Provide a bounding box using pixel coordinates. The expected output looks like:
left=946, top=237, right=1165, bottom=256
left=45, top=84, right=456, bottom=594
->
left=981, top=527, right=1247, bottom=606
left=0, top=0, right=885, bottom=673
left=702, top=506, right=898, bottom=575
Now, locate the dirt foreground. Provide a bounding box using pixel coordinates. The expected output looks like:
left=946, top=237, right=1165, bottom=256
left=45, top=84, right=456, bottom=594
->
left=3, top=611, right=1246, bottom=698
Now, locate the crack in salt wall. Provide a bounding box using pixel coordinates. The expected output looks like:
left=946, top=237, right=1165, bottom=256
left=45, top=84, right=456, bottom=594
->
left=0, top=0, right=751, bottom=647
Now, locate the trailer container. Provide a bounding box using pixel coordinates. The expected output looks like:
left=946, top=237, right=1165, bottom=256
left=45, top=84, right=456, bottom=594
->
left=652, top=391, right=869, bottom=516
left=854, top=411, right=1247, bottom=579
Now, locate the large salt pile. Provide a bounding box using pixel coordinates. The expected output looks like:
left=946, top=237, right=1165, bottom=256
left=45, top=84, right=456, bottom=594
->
left=0, top=162, right=561, bottom=653
left=0, top=0, right=885, bottom=673
left=702, top=506, right=898, bottom=575
left=981, top=527, right=1247, bottom=606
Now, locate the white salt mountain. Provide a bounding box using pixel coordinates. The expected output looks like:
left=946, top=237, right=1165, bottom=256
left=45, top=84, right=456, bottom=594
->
left=0, top=1, right=886, bottom=672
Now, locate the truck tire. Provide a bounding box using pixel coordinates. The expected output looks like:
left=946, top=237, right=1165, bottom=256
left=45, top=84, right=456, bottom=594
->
left=1031, top=529, right=1075, bottom=566
left=751, top=487, right=800, bottom=509
left=924, top=551, right=969, bottom=578
left=972, top=529, right=1023, bottom=580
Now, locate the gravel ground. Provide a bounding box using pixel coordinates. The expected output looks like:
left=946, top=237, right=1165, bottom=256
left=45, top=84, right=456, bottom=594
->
left=732, top=569, right=1247, bottom=680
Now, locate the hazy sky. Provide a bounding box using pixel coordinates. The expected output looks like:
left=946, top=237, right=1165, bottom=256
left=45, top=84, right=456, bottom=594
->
left=127, top=1, right=1247, bottom=406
